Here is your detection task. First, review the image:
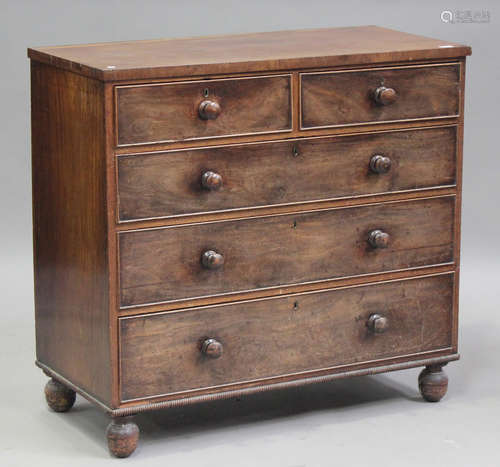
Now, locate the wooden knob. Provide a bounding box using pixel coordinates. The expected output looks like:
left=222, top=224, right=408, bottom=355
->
left=201, top=250, right=224, bottom=270
left=367, top=314, right=389, bottom=334
left=368, top=229, right=390, bottom=249
left=198, top=100, right=221, bottom=120
left=201, top=171, right=223, bottom=191
left=373, top=86, right=397, bottom=105
left=369, top=155, right=392, bottom=174
left=201, top=338, right=223, bottom=358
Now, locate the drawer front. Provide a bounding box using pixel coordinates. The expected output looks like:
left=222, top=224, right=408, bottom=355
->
left=117, top=126, right=456, bottom=221
left=119, top=274, right=454, bottom=401
left=119, top=197, right=454, bottom=307
left=116, top=75, right=292, bottom=146
left=301, top=64, right=460, bottom=129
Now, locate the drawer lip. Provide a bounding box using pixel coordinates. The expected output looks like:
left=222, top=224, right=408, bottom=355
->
left=299, top=62, right=461, bottom=131
left=118, top=195, right=456, bottom=309
left=115, top=124, right=458, bottom=224
left=114, top=74, right=293, bottom=147
left=117, top=186, right=457, bottom=225
left=115, top=353, right=460, bottom=410
left=118, top=263, right=455, bottom=311
left=119, top=348, right=454, bottom=403
left=118, top=272, right=455, bottom=403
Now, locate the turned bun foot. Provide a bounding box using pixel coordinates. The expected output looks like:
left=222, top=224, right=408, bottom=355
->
left=106, top=417, right=139, bottom=458
left=44, top=378, right=76, bottom=412
left=418, top=364, right=448, bottom=402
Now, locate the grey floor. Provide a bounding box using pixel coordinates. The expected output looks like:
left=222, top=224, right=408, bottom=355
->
left=1, top=252, right=499, bottom=466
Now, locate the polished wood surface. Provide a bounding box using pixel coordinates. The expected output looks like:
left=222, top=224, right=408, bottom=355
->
left=117, top=126, right=456, bottom=222
left=301, top=64, right=460, bottom=128
left=119, top=197, right=454, bottom=307
left=31, top=61, right=112, bottom=405
left=119, top=274, right=453, bottom=401
left=29, top=28, right=469, bottom=451
left=28, top=26, right=471, bottom=81
left=116, top=75, right=291, bottom=145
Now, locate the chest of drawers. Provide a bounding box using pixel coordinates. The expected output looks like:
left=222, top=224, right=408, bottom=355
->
left=28, top=26, right=471, bottom=457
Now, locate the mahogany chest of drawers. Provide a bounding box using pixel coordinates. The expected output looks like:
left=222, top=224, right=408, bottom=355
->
left=28, top=26, right=471, bottom=457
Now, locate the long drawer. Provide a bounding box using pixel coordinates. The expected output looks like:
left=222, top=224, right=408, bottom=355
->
left=301, top=63, right=460, bottom=129
left=119, top=273, right=454, bottom=401
left=117, top=126, right=456, bottom=222
left=115, top=74, right=292, bottom=146
left=119, top=196, right=455, bottom=308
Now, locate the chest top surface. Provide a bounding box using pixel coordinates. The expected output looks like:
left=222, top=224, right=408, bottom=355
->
left=27, top=25, right=471, bottom=81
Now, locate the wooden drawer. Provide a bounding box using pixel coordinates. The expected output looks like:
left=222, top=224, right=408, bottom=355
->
left=301, top=64, right=460, bottom=129
left=119, top=197, right=454, bottom=308
left=119, top=273, right=454, bottom=401
left=115, top=75, right=292, bottom=146
left=117, top=126, right=456, bottom=222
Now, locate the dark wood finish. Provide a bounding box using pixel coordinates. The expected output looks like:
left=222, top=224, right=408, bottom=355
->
left=44, top=378, right=76, bottom=412
left=301, top=64, right=460, bottom=129
left=119, top=274, right=453, bottom=401
left=119, top=197, right=454, bottom=307
left=115, top=75, right=291, bottom=145
left=117, top=126, right=456, bottom=222
left=418, top=364, right=449, bottom=402
left=29, top=28, right=469, bottom=455
left=31, top=61, right=112, bottom=405
left=201, top=338, right=224, bottom=359
left=106, top=416, right=139, bottom=458
left=451, top=58, right=467, bottom=354
left=366, top=314, right=389, bottom=334
left=27, top=26, right=471, bottom=82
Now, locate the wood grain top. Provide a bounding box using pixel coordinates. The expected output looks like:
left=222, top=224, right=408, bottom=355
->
left=27, top=26, right=471, bottom=81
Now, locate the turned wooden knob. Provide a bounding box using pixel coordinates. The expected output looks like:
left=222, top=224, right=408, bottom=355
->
left=367, top=313, right=389, bottom=334
left=198, top=100, right=221, bottom=120
left=419, top=365, right=448, bottom=402
left=201, top=171, right=223, bottom=190
left=201, top=250, right=224, bottom=269
left=373, top=86, right=397, bottom=105
left=201, top=338, right=223, bottom=358
left=368, top=229, right=390, bottom=249
left=369, top=155, right=392, bottom=174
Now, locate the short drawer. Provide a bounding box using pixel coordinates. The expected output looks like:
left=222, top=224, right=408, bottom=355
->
left=115, top=75, right=292, bottom=146
left=301, top=64, right=460, bottom=129
left=119, top=273, right=454, bottom=401
left=119, top=197, right=454, bottom=307
left=117, top=126, right=457, bottom=222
